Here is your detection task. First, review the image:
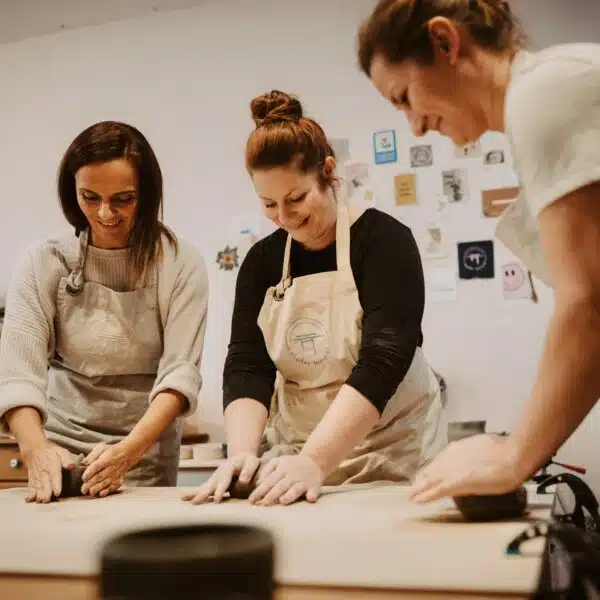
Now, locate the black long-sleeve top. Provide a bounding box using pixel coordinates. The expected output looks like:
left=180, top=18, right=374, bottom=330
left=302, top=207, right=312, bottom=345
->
left=222, top=208, right=425, bottom=415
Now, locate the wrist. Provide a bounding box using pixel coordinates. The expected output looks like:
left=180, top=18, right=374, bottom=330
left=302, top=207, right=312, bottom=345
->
left=299, top=447, right=330, bottom=477
left=505, top=434, right=534, bottom=486
left=117, top=437, right=146, bottom=467
left=19, top=437, right=49, bottom=462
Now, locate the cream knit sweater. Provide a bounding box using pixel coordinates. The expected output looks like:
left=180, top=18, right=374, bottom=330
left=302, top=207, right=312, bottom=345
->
left=0, top=230, right=209, bottom=434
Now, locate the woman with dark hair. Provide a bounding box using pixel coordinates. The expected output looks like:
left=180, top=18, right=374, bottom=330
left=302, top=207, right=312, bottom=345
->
left=0, top=121, right=209, bottom=503
left=357, top=0, right=600, bottom=502
left=185, top=91, right=447, bottom=507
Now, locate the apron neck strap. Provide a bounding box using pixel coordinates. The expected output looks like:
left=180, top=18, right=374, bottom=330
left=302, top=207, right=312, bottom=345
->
left=334, top=183, right=351, bottom=271
left=66, top=227, right=90, bottom=296
left=275, top=181, right=352, bottom=298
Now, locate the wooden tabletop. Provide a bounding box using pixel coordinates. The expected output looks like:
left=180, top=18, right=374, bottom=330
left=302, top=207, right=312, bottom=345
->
left=0, top=483, right=554, bottom=599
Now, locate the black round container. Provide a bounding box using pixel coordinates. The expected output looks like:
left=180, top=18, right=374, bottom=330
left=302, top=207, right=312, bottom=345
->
left=100, top=523, right=275, bottom=600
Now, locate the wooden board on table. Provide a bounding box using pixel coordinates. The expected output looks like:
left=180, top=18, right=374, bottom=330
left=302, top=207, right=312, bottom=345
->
left=0, top=484, right=552, bottom=595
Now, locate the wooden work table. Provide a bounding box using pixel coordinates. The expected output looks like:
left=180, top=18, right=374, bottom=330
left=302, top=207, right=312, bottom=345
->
left=0, top=483, right=554, bottom=600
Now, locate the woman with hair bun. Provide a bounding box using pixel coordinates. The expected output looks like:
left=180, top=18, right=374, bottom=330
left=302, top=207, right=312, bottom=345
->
left=357, top=0, right=600, bottom=502
left=185, top=90, right=447, bottom=506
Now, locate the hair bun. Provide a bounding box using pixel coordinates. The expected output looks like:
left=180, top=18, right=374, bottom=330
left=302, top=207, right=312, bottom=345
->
left=250, top=90, right=303, bottom=127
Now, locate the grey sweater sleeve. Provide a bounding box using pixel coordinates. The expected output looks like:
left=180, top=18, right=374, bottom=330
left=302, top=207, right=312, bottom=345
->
left=151, top=239, right=209, bottom=416
left=0, top=244, right=61, bottom=433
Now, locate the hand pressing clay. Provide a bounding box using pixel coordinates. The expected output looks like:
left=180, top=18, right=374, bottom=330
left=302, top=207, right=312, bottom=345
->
left=453, top=486, right=528, bottom=522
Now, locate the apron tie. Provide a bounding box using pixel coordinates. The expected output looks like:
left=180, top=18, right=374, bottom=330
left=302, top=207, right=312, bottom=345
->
left=66, top=227, right=89, bottom=296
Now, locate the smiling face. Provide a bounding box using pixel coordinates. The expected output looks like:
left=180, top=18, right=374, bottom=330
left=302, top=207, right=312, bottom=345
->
left=74, top=159, right=138, bottom=249
left=252, top=164, right=337, bottom=250
left=366, top=16, right=497, bottom=147
left=369, top=52, right=489, bottom=146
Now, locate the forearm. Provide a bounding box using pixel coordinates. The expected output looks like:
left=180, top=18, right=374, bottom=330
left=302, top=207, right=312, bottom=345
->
left=224, top=398, right=268, bottom=457
left=121, top=390, right=187, bottom=461
left=5, top=406, right=48, bottom=454
left=513, top=299, right=600, bottom=479
left=300, top=384, right=380, bottom=477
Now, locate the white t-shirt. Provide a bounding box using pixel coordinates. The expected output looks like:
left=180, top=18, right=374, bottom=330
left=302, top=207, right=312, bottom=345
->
left=495, top=43, right=600, bottom=286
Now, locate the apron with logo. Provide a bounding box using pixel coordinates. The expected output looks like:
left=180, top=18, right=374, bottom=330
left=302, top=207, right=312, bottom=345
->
left=44, top=228, right=180, bottom=486
left=257, top=191, right=447, bottom=485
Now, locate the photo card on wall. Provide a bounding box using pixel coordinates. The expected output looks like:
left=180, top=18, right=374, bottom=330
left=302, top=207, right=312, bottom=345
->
left=373, top=130, right=398, bottom=165
left=410, top=144, right=433, bottom=167
left=442, top=169, right=469, bottom=203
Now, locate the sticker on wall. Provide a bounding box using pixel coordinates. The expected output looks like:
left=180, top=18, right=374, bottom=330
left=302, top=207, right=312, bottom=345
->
left=330, top=138, right=351, bottom=165
left=454, top=140, right=482, bottom=159
left=457, top=240, right=495, bottom=279
left=482, top=186, right=519, bottom=217
left=502, top=262, right=531, bottom=300
left=373, top=130, right=398, bottom=165
left=216, top=245, right=239, bottom=271
left=442, top=169, right=469, bottom=203
left=410, top=144, right=433, bottom=167
left=484, top=150, right=505, bottom=165
left=425, top=265, right=457, bottom=303
left=394, top=173, right=417, bottom=205
left=345, top=161, right=370, bottom=187
left=422, top=226, right=447, bottom=260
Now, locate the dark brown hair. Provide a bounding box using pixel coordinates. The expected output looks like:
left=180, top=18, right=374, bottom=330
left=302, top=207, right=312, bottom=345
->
left=357, top=0, right=525, bottom=75
left=245, top=90, right=335, bottom=187
left=57, top=121, right=177, bottom=281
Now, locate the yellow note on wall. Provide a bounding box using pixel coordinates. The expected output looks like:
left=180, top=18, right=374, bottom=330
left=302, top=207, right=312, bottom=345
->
left=394, top=174, right=417, bottom=206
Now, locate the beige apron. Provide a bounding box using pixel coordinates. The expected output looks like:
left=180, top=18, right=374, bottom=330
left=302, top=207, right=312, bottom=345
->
left=44, top=228, right=180, bottom=486
left=257, top=190, right=447, bottom=485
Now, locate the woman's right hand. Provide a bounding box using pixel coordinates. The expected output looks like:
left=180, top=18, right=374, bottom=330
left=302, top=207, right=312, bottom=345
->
left=21, top=441, right=77, bottom=503
left=182, top=452, right=261, bottom=505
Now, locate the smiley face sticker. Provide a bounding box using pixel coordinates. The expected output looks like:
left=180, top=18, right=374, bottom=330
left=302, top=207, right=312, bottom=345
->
left=502, top=262, right=530, bottom=300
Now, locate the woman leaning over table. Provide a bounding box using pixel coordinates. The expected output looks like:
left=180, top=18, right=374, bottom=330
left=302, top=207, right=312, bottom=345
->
left=357, top=0, right=600, bottom=501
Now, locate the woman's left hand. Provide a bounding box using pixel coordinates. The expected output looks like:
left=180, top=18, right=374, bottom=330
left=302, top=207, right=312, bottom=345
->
left=81, top=442, right=136, bottom=497
left=248, top=454, right=324, bottom=506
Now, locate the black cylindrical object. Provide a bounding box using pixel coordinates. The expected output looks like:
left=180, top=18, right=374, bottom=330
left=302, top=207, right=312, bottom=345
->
left=100, top=523, right=275, bottom=599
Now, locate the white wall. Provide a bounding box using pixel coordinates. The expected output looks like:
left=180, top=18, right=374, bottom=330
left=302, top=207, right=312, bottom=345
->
left=0, top=0, right=598, bottom=490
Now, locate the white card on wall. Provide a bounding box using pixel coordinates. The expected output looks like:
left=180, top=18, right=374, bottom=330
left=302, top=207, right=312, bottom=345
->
left=420, top=226, right=447, bottom=260
left=442, top=169, right=469, bottom=203
left=425, top=265, right=457, bottom=303
left=483, top=149, right=505, bottom=165
left=331, top=137, right=351, bottom=165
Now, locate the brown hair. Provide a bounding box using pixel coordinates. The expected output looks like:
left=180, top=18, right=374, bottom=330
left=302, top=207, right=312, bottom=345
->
left=57, top=121, right=177, bottom=282
left=357, top=0, right=525, bottom=75
left=245, top=90, right=335, bottom=187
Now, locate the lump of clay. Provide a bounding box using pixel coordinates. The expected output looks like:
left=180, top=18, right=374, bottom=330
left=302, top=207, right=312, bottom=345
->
left=453, top=486, right=528, bottom=522
left=228, top=472, right=260, bottom=500
left=51, top=464, right=86, bottom=501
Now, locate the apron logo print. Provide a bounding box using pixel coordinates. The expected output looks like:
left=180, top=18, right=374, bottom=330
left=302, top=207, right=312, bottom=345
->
left=285, top=318, right=330, bottom=366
